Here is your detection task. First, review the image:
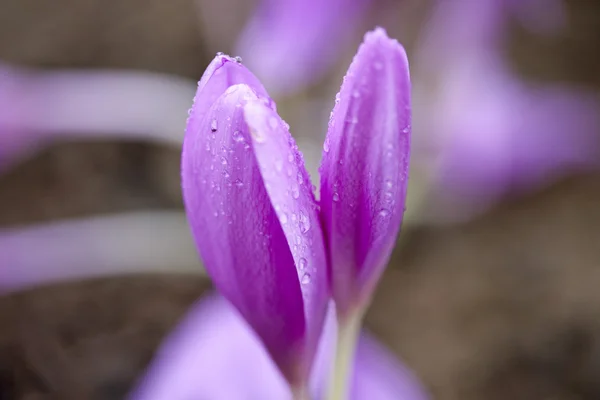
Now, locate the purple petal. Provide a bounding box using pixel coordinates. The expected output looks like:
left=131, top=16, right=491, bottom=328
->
left=130, top=295, right=429, bottom=400
left=235, top=0, right=371, bottom=95
left=244, top=99, right=329, bottom=374
left=192, top=53, right=275, bottom=125
left=319, top=28, right=411, bottom=314
left=181, top=83, right=325, bottom=384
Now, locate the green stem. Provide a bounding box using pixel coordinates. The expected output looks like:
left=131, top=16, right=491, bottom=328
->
left=326, top=308, right=365, bottom=400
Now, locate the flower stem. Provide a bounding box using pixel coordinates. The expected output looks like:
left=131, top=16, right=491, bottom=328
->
left=326, top=308, right=365, bottom=400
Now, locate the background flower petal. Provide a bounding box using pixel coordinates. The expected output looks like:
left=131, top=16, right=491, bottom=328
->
left=130, top=295, right=429, bottom=400
left=235, top=0, right=371, bottom=95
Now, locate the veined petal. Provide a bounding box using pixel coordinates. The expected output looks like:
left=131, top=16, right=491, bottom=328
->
left=129, top=295, right=429, bottom=400
left=319, top=27, right=411, bottom=314
left=182, top=83, right=320, bottom=385
left=235, top=0, right=371, bottom=95
left=244, top=100, right=328, bottom=377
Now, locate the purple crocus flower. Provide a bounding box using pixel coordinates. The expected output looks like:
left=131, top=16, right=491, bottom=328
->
left=131, top=294, right=428, bottom=400
left=235, top=0, right=372, bottom=95
left=181, top=27, right=411, bottom=396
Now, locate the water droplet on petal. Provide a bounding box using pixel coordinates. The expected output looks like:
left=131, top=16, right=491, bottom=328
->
left=301, top=273, right=311, bottom=284
left=279, top=213, right=288, bottom=224
left=323, top=137, right=331, bottom=153
left=216, top=52, right=224, bottom=56
left=299, top=212, right=311, bottom=233
left=378, top=209, right=390, bottom=218
left=220, top=156, right=228, bottom=166
left=299, top=258, right=307, bottom=270
left=332, top=192, right=340, bottom=202
left=234, top=56, right=243, bottom=63
left=211, top=119, right=218, bottom=132
left=234, top=179, right=244, bottom=187
left=233, top=130, right=244, bottom=142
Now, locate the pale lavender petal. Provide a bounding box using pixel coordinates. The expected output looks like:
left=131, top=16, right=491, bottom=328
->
left=235, top=0, right=371, bottom=95
left=434, top=63, right=600, bottom=209
left=129, top=294, right=290, bottom=400
left=319, top=28, right=411, bottom=314
left=130, top=295, right=429, bottom=400
left=244, top=100, right=328, bottom=376
left=182, top=83, right=322, bottom=384
left=0, top=212, right=200, bottom=295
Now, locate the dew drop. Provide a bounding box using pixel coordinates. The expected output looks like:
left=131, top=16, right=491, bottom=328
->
left=299, top=212, right=311, bottom=233
left=402, top=126, right=410, bottom=134
left=216, top=51, right=224, bottom=56
left=211, top=119, right=218, bottom=132
left=234, top=179, right=244, bottom=187
left=234, top=55, right=243, bottom=63
left=385, top=180, right=393, bottom=189
left=323, top=138, right=331, bottom=153
left=223, top=171, right=230, bottom=179
left=233, top=130, right=244, bottom=142
left=332, top=192, right=340, bottom=202
left=298, top=258, right=307, bottom=270
left=220, top=156, right=228, bottom=166
left=301, top=273, right=311, bottom=284
left=279, top=213, right=288, bottom=224
left=378, top=209, right=390, bottom=218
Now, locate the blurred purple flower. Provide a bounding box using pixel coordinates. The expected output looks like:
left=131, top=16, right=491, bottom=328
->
left=181, top=27, right=411, bottom=392
left=235, top=0, right=372, bottom=95
left=319, top=28, right=411, bottom=316
left=0, top=62, right=195, bottom=172
left=130, top=294, right=428, bottom=400
left=416, top=0, right=599, bottom=218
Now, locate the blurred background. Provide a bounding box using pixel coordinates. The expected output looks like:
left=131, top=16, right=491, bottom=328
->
left=1, top=0, right=600, bottom=399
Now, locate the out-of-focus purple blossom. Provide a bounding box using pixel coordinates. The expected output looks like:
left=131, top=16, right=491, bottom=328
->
left=0, top=212, right=200, bottom=294
left=182, top=54, right=328, bottom=388
left=415, top=0, right=599, bottom=220
left=0, top=63, right=195, bottom=172
left=130, top=294, right=429, bottom=400
left=235, top=0, right=372, bottom=95
left=320, top=28, right=411, bottom=316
